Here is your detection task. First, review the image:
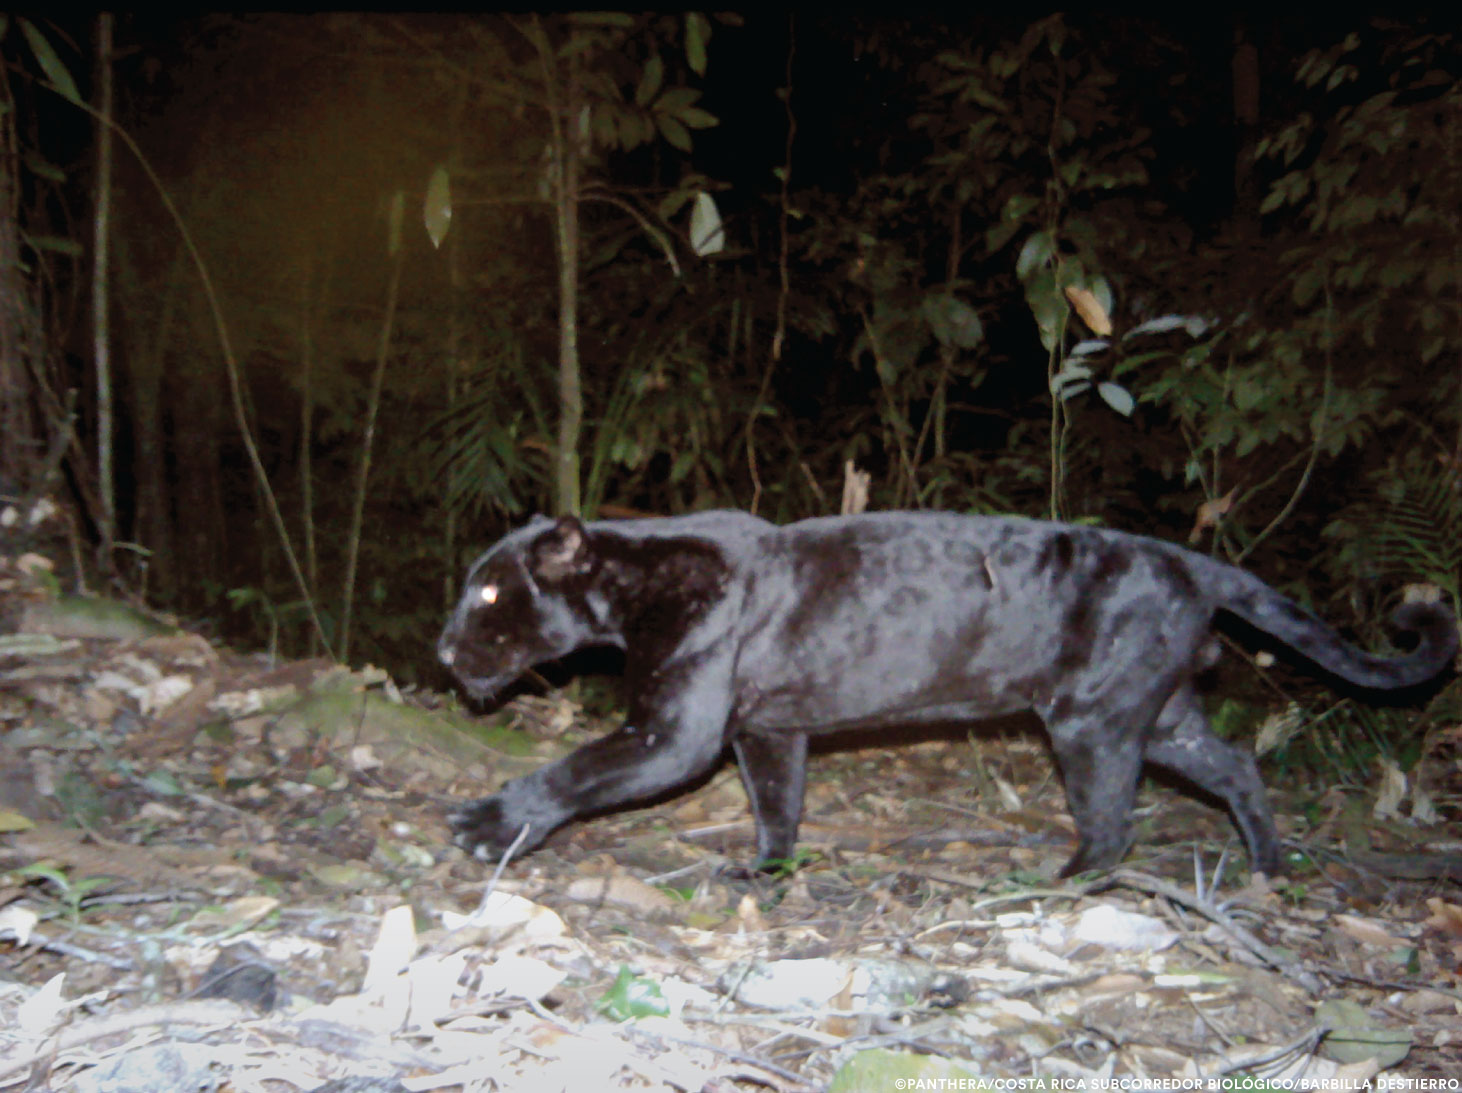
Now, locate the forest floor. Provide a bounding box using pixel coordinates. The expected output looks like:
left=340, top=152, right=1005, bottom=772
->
left=1, top=545, right=1461, bottom=1092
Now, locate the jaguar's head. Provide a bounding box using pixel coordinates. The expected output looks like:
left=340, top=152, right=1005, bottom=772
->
left=438, top=515, right=604, bottom=701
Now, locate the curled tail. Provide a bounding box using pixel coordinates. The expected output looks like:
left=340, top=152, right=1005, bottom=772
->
left=1215, top=571, right=1457, bottom=690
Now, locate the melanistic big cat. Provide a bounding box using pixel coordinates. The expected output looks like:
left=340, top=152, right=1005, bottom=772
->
left=438, top=511, right=1457, bottom=876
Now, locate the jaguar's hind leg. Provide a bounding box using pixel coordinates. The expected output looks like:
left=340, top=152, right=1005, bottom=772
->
left=1144, top=684, right=1280, bottom=875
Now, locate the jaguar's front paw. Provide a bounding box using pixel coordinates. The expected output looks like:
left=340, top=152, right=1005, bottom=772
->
left=449, top=795, right=529, bottom=860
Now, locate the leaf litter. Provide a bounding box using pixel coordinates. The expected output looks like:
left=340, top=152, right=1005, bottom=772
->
left=0, top=548, right=1460, bottom=1091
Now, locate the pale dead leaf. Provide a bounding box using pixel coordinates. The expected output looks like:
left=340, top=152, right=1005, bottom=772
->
left=1188, top=487, right=1236, bottom=543
left=476, top=954, right=567, bottom=1002
left=736, top=891, right=766, bottom=933
left=1068, top=904, right=1179, bottom=952
left=1333, top=913, right=1405, bottom=949
left=440, top=890, right=566, bottom=939
left=1373, top=758, right=1406, bottom=819
left=1064, top=285, right=1112, bottom=335
left=995, top=776, right=1023, bottom=811
left=362, top=905, right=417, bottom=995
left=17, top=972, right=66, bottom=1039
left=187, top=895, right=280, bottom=934
left=564, top=870, right=673, bottom=913
left=1423, top=897, right=1462, bottom=938
left=0, top=903, right=40, bottom=945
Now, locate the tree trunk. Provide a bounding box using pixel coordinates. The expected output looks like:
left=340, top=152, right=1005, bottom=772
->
left=0, top=78, right=28, bottom=488
left=552, top=64, right=583, bottom=518
left=92, top=12, right=115, bottom=551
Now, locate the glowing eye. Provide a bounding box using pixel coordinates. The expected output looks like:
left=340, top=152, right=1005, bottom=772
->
left=479, top=584, right=499, bottom=605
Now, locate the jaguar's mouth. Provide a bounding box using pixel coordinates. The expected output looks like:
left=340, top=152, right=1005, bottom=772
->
left=448, top=664, right=524, bottom=704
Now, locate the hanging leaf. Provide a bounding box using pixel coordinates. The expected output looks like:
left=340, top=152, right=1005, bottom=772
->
left=1097, top=381, right=1135, bottom=416
left=1015, top=230, right=1054, bottom=282
left=1024, top=268, right=1067, bottom=352
left=657, top=187, right=696, bottom=221
left=678, top=106, right=718, bottom=130
left=386, top=191, right=405, bottom=258
left=654, top=87, right=701, bottom=113
left=24, top=234, right=82, bottom=256
left=690, top=191, right=724, bottom=256
left=635, top=54, right=664, bottom=108
left=423, top=165, right=452, bottom=250
left=656, top=113, right=692, bottom=152
left=922, top=294, right=984, bottom=349
left=24, top=151, right=65, bottom=182
left=1064, top=285, right=1112, bottom=335
left=1050, top=362, right=1093, bottom=400
left=686, top=12, right=710, bottom=75
left=19, top=18, right=80, bottom=105
left=567, top=12, right=635, bottom=27
left=986, top=192, right=1039, bottom=253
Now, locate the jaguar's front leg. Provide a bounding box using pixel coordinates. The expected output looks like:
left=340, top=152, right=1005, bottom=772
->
left=451, top=669, right=733, bottom=861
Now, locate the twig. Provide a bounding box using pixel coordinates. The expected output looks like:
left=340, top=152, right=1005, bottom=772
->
left=1205, top=1027, right=1322, bottom=1078
left=628, top=1025, right=812, bottom=1086
left=0, top=1000, right=250, bottom=1085
left=1104, top=870, right=1323, bottom=992
left=15, top=931, right=133, bottom=971
left=746, top=15, right=796, bottom=516
left=471, top=822, right=534, bottom=920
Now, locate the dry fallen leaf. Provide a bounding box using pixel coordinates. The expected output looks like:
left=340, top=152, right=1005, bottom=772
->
left=1423, top=897, right=1462, bottom=938
left=1332, top=913, right=1405, bottom=949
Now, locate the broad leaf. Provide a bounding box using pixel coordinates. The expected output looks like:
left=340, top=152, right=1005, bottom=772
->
left=635, top=54, right=663, bottom=108
left=1015, top=230, right=1053, bottom=281
left=1097, top=381, right=1135, bottom=416
left=656, top=113, right=692, bottom=152
left=922, top=294, right=984, bottom=349
left=19, top=18, right=79, bottom=105
left=686, top=12, right=710, bottom=75
left=690, top=191, right=724, bottom=256
left=423, top=165, right=452, bottom=250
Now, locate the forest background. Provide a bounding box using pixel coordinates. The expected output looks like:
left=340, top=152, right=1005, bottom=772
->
left=2, top=14, right=1459, bottom=775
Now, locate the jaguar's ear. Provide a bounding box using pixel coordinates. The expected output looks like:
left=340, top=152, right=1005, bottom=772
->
left=531, top=515, right=593, bottom=582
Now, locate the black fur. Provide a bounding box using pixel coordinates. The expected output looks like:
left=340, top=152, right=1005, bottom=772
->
left=438, top=511, right=1457, bottom=876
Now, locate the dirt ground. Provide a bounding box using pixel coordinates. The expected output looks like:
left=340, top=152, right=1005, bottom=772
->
left=2, top=545, right=1460, bottom=1092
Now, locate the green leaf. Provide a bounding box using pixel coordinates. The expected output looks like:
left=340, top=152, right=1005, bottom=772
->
left=677, top=106, right=718, bottom=129
left=1315, top=998, right=1412, bottom=1069
left=986, top=193, right=1039, bottom=253
left=1015, top=230, right=1053, bottom=282
left=25, top=234, right=82, bottom=256
left=657, top=187, right=695, bottom=221
left=1097, top=382, right=1134, bottom=417
left=141, top=770, right=184, bottom=797
left=635, top=54, right=664, bottom=108
left=685, top=12, right=710, bottom=75
left=590, top=104, right=619, bottom=149
left=1024, top=267, right=1067, bottom=352
left=654, top=87, right=701, bottom=114
left=24, top=151, right=65, bottom=182
left=656, top=113, right=692, bottom=152
left=922, top=294, right=984, bottom=349
left=567, top=12, right=635, bottom=27
left=19, top=18, right=80, bottom=104
left=598, top=966, right=669, bottom=1021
